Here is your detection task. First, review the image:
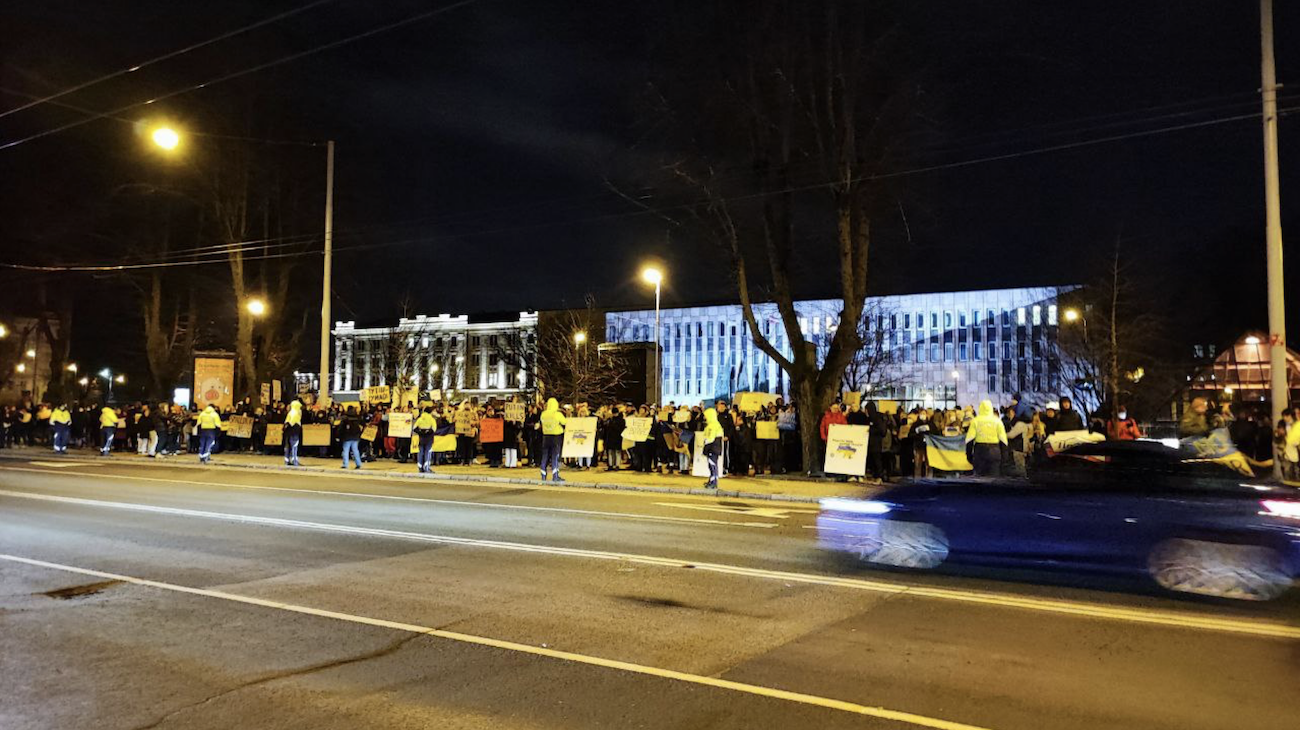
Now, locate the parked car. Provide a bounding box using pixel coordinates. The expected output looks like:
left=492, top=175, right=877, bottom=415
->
left=818, top=440, right=1300, bottom=600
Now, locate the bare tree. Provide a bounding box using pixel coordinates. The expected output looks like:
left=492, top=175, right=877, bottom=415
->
left=836, top=300, right=904, bottom=396
left=535, top=307, right=627, bottom=406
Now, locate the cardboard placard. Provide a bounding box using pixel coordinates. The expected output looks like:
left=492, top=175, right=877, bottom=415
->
left=364, top=385, right=391, bottom=404
left=480, top=418, right=504, bottom=444
left=264, top=423, right=283, bottom=446
left=428, top=389, right=442, bottom=402
left=193, top=356, right=235, bottom=410
left=756, top=421, right=780, bottom=440
left=735, top=391, right=777, bottom=413
left=388, top=412, right=413, bottom=439
left=875, top=399, right=900, bottom=415
left=227, top=415, right=254, bottom=439
left=674, top=409, right=691, bottom=424
left=824, top=423, right=869, bottom=476
left=561, top=416, right=598, bottom=458
left=260, top=383, right=271, bottom=405
left=622, top=416, right=653, bottom=442
left=841, top=391, right=862, bottom=410
left=360, top=425, right=379, bottom=441
left=303, top=423, right=331, bottom=447
left=692, top=436, right=726, bottom=478
left=504, top=402, right=526, bottom=422
left=455, top=409, right=476, bottom=435
left=272, top=380, right=282, bottom=403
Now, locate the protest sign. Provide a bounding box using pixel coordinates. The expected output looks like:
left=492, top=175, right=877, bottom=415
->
left=622, top=416, right=653, bottom=442
left=876, top=399, right=900, bottom=414
left=360, top=425, right=378, bottom=441
left=260, top=383, right=271, bottom=405
left=272, top=380, right=282, bottom=403
left=841, top=391, right=861, bottom=410
left=227, top=415, right=254, bottom=439
left=428, top=389, right=442, bottom=402
left=561, top=416, right=598, bottom=458
left=455, top=409, right=476, bottom=435
left=674, top=409, right=691, bottom=424
left=264, top=423, right=283, bottom=446
left=480, top=418, right=504, bottom=443
left=364, top=385, right=391, bottom=404
left=302, top=424, right=331, bottom=447
left=504, top=402, right=526, bottom=422
left=824, top=423, right=869, bottom=476
left=735, top=391, right=778, bottom=413
left=692, top=436, right=726, bottom=478
left=756, top=421, right=780, bottom=440
left=388, top=412, right=413, bottom=439
left=193, top=356, right=234, bottom=410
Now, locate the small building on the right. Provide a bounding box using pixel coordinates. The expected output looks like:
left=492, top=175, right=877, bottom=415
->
left=1187, top=332, right=1300, bottom=406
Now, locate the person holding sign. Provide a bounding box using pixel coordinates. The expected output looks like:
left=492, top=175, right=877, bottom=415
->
left=701, top=408, right=725, bottom=488
left=284, top=400, right=303, bottom=466
left=196, top=404, right=223, bottom=464
left=539, top=397, right=566, bottom=482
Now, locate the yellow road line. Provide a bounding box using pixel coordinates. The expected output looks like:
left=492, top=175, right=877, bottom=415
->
left=0, top=552, right=995, bottom=730
left=2, top=487, right=1296, bottom=639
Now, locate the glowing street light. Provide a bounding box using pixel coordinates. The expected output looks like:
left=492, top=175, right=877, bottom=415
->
left=25, top=348, right=36, bottom=359
left=15, top=363, right=26, bottom=373
left=641, top=265, right=664, bottom=404
left=114, top=374, right=126, bottom=384
left=1245, top=335, right=1262, bottom=345
left=0, top=323, right=7, bottom=338
left=1063, top=308, right=1080, bottom=323
left=66, top=363, right=78, bottom=373
left=78, top=377, right=89, bottom=386
left=574, top=331, right=587, bottom=345
left=246, top=298, right=267, bottom=317
left=151, top=126, right=181, bottom=150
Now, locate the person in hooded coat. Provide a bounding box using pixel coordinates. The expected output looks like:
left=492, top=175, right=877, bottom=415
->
left=284, top=400, right=304, bottom=466
left=98, top=406, right=119, bottom=456
left=539, top=397, right=567, bottom=482
left=966, top=399, right=1008, bottom=477
left=196, top=404, right=223, bottom=464
left=702, top=408, right=725, bottom=488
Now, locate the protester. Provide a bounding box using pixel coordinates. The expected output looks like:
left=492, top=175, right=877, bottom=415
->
left=538, top=397, right=566, bottom=482
left=196, top=404, right=222, bottom=463
left=966, top=399, right=1009, bottom=476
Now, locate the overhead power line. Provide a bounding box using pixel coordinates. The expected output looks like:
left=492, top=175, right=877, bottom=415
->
left=0, top=0, right=340, bottom=121
left=0, top=0, right=488, bottom=152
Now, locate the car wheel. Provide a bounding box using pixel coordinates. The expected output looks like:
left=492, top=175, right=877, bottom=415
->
left=863, top=520, right=949, bottom=570
left=1147, top=538, right=1292, bottom=601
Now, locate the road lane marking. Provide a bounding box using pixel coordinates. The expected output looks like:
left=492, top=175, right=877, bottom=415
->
left=2, top=488, right=1296, bottom=640
left=0, top=553, right=995, bottom=730
left=653, top=502, right=818, bottom=518
left=28, top=461, right=99, bottom=469
left=0, top=466, right=778, bottom=529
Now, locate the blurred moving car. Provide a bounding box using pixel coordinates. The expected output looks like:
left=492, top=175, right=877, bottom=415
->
left=818, top=440, right=1300, bottom=601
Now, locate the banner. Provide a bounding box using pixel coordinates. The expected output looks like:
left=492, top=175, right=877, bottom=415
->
left=692, top=436, right=726, bottom=478
left=480, top=418, right=504, bottom=444
left=227, top=415, right=254, bottom=439
left=756, top=421, right=780, bottom=440
left=360, top=425, right=378, bottom=441
left=841, top=391, right=861, bottom=410
left=364, top=385, right=391, bottom=404
left=561, top=416, right=598, bottom=458
left=260, top=383, right=271, bottom=405
left=272, top=380, right=282, bottom=403
left=622, top=416, right=653, bottom=442
left=264, top=423, right=283, bottom=446
left=433, top=434, right=458, bottom=452
left=302, top=423, right=331, bottom=446
left=504, top=402, right=526, bottom=422
left=388, top=412, right=413, bottom=439
left=1047, top=429, right=1104, bottom=453
left=824, top=424, right=869, bottom=476
left=428, top=388, right=442, bottom=403
left=735, top=391, right=777, bottom=413
left=193, top=356, right=235, bottom=410
left=455, top=409, right=476, bottom=435
left=925, top=434, right=973, bottom=473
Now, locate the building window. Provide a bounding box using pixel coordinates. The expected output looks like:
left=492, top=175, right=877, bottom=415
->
left=944, top=311, right=952, bottom=328
left=916, top=344, right=925, bottom=363
left=1048, top=305, right=1058, bottom=325
left=944, top=342, right=954, bottom=361
left=1003, top=342, right=1012, bottom=360
left=916, top=311, right=924, bottom=329
left=1194, top=345, right=1204, bottom=358
left=904, top=313, right=911, bottom=329
left=989, top=374, right=998, bottom=393
left=973, top=342, right=982, bottom=360
left=1032, top=305, right=1042, bottom=326
left=931, top=343, right=940, bottom=361
left=1033, top=340, right=1043, bottom=357
left=931, top=312, right=938, bottom=329
left=959, top=311, right=967, bottom=328
left=1016, top=308, right=1026, bottom=326
left=903, top=345, right=911, bottom=362
left=959, top=342, right=968, bottom=361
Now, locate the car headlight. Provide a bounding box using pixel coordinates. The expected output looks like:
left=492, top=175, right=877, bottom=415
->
left=820, top=498, right=892, bottom=515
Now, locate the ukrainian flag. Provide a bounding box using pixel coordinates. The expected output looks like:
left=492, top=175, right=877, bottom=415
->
left=1180, top=427, right=1263, bottom=477
left=925, top=434, right=973, bottom=472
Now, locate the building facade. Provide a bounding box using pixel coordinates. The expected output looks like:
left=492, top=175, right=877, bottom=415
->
left=331, top=312, right=537, bottom=402
left=604, top=286, right=1076, bottom=409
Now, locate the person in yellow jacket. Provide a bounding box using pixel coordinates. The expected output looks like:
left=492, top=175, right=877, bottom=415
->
left=196, top=404, right=223, bottom=463
left=98, top=406, right=119, bottom=456
left=50, top=404, right=72, bottom=454
left=283, top=400, right=303, bottom=466
left=702, top=408, right=725, bottom=488
left=965, top=399, right=1009, bottom=476
left=538, top=397, right=567, bottom=482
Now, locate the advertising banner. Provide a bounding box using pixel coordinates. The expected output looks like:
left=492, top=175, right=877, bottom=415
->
left=479, top=418, right=504, bottom=444
left=388, top=412, right=413, bottom=439
left=621, top=416, right=653, bottom=442
left=735, top=391, right=777, bottom=413
left=193, top=356, right=235, bottom=410
left=227, top=415, right=254, bottom=439
left=756, top=421, right=780, bottom=440
left=302, top=424, right=331, bottom=447
left=561, top=416, right=598, bottom=459
left=824, top=424, right=869, bottom=476
left=264, top=423, right=283, bottom=446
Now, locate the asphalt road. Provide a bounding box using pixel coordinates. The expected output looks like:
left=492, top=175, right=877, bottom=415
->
left=1, top=456, right=1296, bottom=730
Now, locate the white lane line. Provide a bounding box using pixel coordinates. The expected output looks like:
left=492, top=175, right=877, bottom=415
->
left=0, top=466, right=778, bottom=529
left=0, top=553, right=995, bottom=730
left=2, top=487, right=1296, bottom=640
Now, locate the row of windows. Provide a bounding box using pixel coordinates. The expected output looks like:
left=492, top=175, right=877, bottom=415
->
left=876, top=304, right=1059, bottom=332
left=905, top=338, right=1053, bottom=363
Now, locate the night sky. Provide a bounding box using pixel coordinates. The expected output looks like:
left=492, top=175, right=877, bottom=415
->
left=1, top=1, right=1296, bottom=375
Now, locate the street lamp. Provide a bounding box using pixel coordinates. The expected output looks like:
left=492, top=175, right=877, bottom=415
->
left=15, top=363, right=25, bottom=373
left=25, top=348, right=36, bottom=359
left=78, top=377, right=89, bottom=387
left=151, top=126, right=181, bottom=151
left=66, top=363, right=78, bottom=373
left=1063, top=308, right=1080, bottom=323
left=641, top=266, right=663, bottom=405
left=246, top=298, right=267, bottom=317
left=114, top=374, right=125, bottom=384
left=0, top=323, right=7, bottom=338
left=574, top=331, right=587, bottom=346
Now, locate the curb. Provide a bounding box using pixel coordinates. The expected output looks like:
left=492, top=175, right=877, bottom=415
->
left=0, top=450, right=831, bottom=504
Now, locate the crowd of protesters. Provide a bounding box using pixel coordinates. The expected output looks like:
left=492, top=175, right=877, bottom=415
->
left=3, top=388, right=1296, bottom=484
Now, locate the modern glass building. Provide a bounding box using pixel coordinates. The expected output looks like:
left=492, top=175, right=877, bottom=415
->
left=605, top=286, right=1076, bottom=409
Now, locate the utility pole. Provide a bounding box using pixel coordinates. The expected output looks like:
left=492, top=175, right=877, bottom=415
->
left=319, top=140, right=335, bottom=407
left=1261, top=0, right=1288, bottom=466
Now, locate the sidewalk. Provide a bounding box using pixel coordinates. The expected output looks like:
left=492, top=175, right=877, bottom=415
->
left=0, top=446, right=872, bottom=504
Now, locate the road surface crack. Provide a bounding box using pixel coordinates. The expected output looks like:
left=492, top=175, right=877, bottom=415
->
left=128, top=633, right=421, bottom=730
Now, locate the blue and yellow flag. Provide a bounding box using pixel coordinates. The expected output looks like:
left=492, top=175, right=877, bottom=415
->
left=925, top=434, right=973, bottom=472
left=1180, top=427, right=1258, bottom=477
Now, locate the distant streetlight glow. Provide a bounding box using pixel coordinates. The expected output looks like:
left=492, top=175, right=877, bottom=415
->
left=246, top=298, right=267, bottom=317
left=66, top=363, right=78, bottom=373
left=99, top=368, right=111, bottom=379
left=0, top=324, right=7, bottom=338
left=641, top=267, right=663, bottom=285
left=78, top=377, right=89, bottom=386
left=1245, top=335, right=1262, bottom=345
left=574, top=331, right=587, bottom=346
left=15, top=363, right=25, bottom=373
left=25, top=348, right=36, bottom=358
left=151, top=126, right=180, bottom=150
left=114, top=374, right=126, bottom=384
left=1063, top=308, right=1080, bottom=323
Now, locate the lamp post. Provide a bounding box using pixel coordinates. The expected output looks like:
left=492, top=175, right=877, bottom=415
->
left=1261, top=0, right=1288, bottom=477
left=641, top=267, right=663, bottom=405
